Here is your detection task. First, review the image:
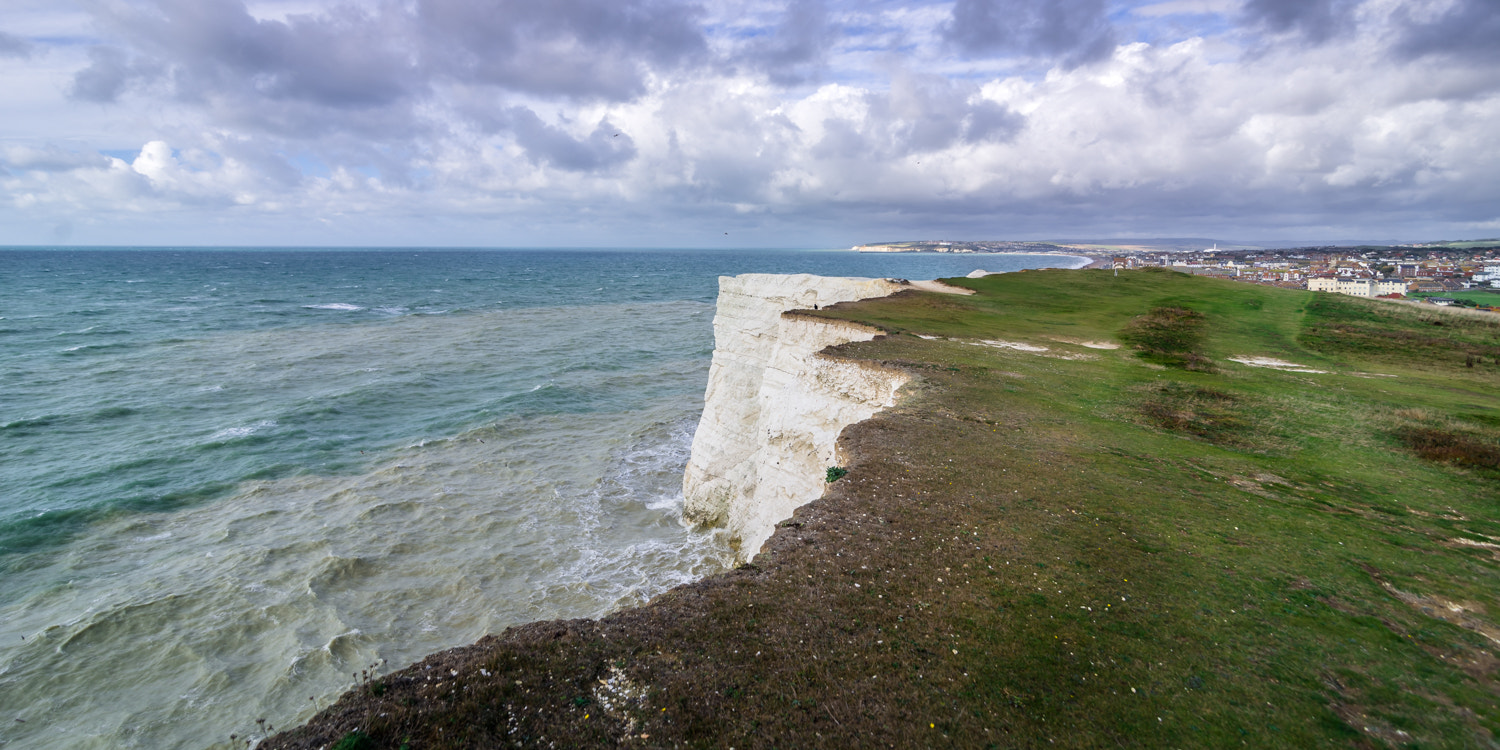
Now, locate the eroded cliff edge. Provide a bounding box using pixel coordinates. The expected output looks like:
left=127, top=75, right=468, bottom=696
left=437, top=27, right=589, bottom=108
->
left=681, top=273, right=913, bottom=559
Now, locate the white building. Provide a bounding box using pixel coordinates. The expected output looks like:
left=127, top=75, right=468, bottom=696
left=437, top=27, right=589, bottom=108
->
left=1307, top=278, right=1408, bottom=297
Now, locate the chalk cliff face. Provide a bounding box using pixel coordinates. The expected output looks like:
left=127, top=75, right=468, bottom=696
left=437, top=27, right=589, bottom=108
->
left=682, top=274, right=911, bottom=559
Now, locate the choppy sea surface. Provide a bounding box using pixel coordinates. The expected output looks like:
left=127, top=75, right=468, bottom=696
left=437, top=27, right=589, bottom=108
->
left=0, top=248, right=1082, bottom=748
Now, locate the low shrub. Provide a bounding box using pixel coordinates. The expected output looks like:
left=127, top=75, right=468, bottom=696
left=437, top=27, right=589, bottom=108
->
left=1119, top=306, right=1216, bottom=372
left=1396, top=426, right=1500, bottom=470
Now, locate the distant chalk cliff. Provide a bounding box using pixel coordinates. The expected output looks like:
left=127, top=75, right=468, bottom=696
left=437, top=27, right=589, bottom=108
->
left=682, top=274, right=911, bottom=559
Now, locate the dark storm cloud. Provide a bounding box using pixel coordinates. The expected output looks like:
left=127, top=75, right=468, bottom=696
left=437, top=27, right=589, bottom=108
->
left=417, top=0, right=707, bottom=100
left=72, top=0, right=708, bottom=112
left=1395, top=0, right=1500, bottom=64
left=0, top=30, right=37, bottom=58
left=70, top=46, right=138, bottom=102
left=68, top=0, right=416, bottom=109
left=739, top=0, right=834, bottom=85
left=942, top=0, right=1116, bottom=67
left=963, top=99, right=1023, bottom=143
left=507, top=108, right=638, bottom=172
left=1239, top=0, right=1356, bottom=43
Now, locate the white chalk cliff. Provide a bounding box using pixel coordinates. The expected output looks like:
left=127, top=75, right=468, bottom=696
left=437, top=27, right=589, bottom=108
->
left=682, top=273, right=913, bottom=560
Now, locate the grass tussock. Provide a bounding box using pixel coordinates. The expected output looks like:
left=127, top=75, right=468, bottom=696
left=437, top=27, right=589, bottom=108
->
left=1392, top=408, right=1500, bottom=471
left=1138, top=383, right=1248, bottom=444
left=1119, top=306, right=1216, bottom=372
left=1395, top=424, right=1500, bottom=471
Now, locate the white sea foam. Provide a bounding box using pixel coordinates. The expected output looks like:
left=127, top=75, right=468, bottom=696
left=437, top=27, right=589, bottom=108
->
left=302, top=303, right=364, bottom=311
left=208, top=419, right=278, bottom=441
left=645, top=491, right=686, bottom=512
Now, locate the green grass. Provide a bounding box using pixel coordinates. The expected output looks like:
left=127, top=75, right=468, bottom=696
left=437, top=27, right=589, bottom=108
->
left=807, top=269, right=1500, bottom=745
left=1408, top=289, right=1500, bottom=306
left=266, top=268, right=1500, bottom=749
left=329, top=730, right=375, bottom=750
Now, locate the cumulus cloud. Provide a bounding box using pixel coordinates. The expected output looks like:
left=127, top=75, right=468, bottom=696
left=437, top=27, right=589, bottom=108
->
left=805, top=72, right=1025, bottom=161
left=1, top=0, right=1497, bottom=244
left=943, top=0, right=1116, bottom=67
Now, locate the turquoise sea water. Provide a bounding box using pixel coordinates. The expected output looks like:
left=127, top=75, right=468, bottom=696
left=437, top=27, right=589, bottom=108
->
left=0, top=248, right=1081, bottom=748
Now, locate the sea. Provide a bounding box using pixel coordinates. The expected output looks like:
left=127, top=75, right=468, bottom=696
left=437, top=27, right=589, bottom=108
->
left=0, top=248, right=1083, bottom=748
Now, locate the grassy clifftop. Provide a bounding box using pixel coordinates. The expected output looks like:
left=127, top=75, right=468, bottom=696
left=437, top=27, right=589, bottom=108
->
left=266, top=268, right=1499, bottom=749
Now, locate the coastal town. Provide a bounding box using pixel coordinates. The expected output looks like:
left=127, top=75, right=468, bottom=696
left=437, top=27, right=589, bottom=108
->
left=1101, top=243, right=1500, bottom=309
left=856, top=240, right=1500, bottom=310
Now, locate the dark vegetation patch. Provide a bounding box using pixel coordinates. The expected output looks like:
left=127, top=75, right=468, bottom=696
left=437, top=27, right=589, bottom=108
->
left=1137, top=383, right=1249, bottom=444
left=1397, top=426, right=1500, bottom=470
left=266, top=270, right=1500, bottom=749
left=1118, top=306, right=1216, bottom=372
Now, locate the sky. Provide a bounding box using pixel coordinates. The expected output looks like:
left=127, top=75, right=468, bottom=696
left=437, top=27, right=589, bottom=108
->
left=1, top=0, right=1497, bottom=248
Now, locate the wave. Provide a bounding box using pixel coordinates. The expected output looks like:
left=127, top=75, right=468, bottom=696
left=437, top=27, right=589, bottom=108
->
left=0, top=407, right=136, bottom=435
left=207, top=420, right=278, bottom=443
left=90, top=406, right=137, bottom=421
left=1, top=415, right=59, bottom=432
left=301, top=303, right=364, bottom=311
left=59, top=342, right=135, bottom=355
